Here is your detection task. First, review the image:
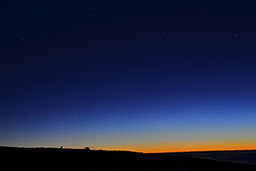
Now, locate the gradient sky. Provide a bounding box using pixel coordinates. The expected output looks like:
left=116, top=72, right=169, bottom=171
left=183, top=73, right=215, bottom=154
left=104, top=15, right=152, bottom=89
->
left=1, top=0, right=256, bottom=152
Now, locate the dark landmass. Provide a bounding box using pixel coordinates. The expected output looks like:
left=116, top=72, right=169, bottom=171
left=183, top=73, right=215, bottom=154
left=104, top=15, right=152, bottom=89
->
left=164, top=150, right=256, bottom=166
left=1, top=147, right=256, bottom=171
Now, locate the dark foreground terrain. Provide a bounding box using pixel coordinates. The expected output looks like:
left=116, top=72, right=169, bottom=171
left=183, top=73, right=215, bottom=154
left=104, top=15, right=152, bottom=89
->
left=165, top=150, right=256, bottom=166
left=1, top=147, right=256, bottom=171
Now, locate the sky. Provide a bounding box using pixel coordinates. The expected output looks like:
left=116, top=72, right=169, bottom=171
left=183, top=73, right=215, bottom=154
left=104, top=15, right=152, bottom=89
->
left=1, top=0, right=256, bottom=152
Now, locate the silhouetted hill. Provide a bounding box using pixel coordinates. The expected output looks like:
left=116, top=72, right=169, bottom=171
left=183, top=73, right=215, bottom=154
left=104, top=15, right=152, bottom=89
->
left=1, top=146, right=256, bottom=171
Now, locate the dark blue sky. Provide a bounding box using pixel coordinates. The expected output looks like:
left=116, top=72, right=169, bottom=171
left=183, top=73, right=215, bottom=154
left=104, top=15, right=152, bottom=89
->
left=1, top=1, right=256, bottom=152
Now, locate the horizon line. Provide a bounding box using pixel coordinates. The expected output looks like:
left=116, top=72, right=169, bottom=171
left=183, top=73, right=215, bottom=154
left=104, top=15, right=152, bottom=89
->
left=1, top=146, right=256, bottom=154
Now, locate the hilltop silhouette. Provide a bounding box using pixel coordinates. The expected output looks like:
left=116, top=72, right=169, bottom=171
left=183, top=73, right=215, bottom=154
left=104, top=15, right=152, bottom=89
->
left=1, top=146, right=256, bottom=171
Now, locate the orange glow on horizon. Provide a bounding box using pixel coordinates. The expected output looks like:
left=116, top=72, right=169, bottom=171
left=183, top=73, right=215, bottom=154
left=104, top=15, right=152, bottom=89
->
left=88, top=139, right=256, bottom=153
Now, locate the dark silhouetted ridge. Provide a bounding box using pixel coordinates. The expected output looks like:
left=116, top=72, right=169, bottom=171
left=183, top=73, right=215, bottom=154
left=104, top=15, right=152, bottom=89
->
left=1, top=146, right=256, bottom=171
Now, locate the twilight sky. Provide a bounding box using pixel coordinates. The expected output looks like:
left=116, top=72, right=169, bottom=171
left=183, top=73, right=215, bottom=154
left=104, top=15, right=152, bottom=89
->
left=1, top=0, right=256, bottom=152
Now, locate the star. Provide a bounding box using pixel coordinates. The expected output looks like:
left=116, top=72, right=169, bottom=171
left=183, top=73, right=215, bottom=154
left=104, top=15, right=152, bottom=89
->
left=74, top=117, right=77, bottom=120
left=92, top=7, right=96, bottom=10
left=21, top=37, right=25, bottom=41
